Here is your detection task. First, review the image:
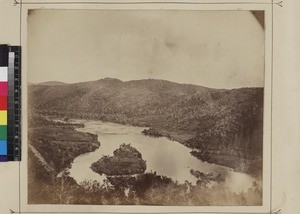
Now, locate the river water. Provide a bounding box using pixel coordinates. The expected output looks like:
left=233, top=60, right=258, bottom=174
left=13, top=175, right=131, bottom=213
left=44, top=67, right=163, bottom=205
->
left=67, top=119, right=255, bottom=193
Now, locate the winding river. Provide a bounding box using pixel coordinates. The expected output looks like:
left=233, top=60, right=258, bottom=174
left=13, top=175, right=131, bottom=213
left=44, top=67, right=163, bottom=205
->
left=67, top=119, right=256, bottom=193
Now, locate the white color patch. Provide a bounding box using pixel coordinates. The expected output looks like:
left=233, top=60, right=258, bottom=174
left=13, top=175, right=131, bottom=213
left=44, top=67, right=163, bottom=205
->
left=0, top=67, right=8, bottom=82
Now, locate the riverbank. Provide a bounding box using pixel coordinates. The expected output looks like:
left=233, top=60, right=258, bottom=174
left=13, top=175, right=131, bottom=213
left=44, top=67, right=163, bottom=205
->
left=68, top=120, right=257, bottom=194
left=37, top=114, right=261, bottom=178
left=190, top=150, right=262, bottom=178
left=28, top=117, right=262, bottom=205
left=142, top=127, right=262, bottom=178
left=28, top=114, right=101, bottom=173
left=29, top=79, right=263, bottom=180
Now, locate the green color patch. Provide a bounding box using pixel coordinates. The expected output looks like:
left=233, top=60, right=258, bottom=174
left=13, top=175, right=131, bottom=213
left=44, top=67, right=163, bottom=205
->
left=0, top=126, right=7, bottom=139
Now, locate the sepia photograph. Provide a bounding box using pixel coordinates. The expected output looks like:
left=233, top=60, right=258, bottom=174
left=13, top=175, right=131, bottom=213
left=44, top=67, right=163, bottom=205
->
left=27, top=9, right=264, bottom=206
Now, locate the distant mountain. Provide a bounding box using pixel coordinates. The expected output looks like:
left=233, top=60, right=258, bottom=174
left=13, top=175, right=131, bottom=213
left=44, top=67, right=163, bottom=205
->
left=28, top=78, right=263, bottom=176
left=37, top=81, right=67, bottom=86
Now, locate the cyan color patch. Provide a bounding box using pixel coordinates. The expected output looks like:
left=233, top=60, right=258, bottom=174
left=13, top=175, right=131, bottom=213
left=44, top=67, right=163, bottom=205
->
left=0, top=140, right=7, bottom=155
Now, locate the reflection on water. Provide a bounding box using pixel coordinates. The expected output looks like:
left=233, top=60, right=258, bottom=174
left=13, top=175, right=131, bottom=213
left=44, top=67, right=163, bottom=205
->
left=67, top=119, right=255, bottom=193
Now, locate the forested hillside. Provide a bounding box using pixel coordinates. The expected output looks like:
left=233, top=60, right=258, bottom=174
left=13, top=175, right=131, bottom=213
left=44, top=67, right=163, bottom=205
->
left=28, top=78, right=263, bottom=176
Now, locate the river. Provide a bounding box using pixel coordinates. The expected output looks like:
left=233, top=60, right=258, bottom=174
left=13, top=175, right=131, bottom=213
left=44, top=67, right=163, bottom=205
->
left=67, top=119, right=256, bottom=193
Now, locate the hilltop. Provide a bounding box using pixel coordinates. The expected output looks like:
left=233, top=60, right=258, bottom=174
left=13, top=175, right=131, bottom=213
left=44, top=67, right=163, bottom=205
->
left=36, top=81, right=67, bottom=86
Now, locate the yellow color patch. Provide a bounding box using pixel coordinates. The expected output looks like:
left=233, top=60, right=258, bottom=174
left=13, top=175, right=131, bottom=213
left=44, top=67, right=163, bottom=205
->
left=0, top=111, right=7, bottom=125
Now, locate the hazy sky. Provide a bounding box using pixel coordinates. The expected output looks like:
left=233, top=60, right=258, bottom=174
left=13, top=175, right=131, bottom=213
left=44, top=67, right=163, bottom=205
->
left=28, top=10, right=264, bottom=89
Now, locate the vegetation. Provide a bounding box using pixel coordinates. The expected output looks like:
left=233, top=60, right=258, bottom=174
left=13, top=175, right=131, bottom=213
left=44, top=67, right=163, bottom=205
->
left=91, top=144, right=147, bottom=175
left=142, top=128, right=164, bottom=137
left=27, top=114, right=262, bottom=205
left=189, top=169, right=225, bottom=186
left=28, top=158, right=262, bottom=206
left=28, top=114, right=100, bottom=173
left=29, top=78, right=263, bottom=177
left=28, top=78, right=263, bottom=205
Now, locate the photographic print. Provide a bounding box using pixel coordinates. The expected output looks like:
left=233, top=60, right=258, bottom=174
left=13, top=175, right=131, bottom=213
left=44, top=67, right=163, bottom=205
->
left=27, top=10, right=264, bottom=206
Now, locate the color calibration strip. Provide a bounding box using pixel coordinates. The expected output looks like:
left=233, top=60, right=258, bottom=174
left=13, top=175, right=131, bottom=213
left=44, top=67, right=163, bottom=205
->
left=0, top=45, right=21, bottom=162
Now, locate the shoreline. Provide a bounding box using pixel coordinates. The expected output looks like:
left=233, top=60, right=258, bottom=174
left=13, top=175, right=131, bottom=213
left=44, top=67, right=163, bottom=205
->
left=141, top=127, right=262, bottom=178
left=28, top=114, right=101, bottom=174
left=47, top=116, right=261, bottom=178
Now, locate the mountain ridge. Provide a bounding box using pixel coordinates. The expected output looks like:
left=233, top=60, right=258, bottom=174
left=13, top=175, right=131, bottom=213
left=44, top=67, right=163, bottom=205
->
left=35, top=77, right=262, bottom=90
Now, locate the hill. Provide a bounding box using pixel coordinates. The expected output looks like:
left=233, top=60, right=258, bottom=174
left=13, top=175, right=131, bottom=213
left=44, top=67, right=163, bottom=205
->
left=37, top=81, right=67, bottom=86
left=28, top=78, right=263, bottom=176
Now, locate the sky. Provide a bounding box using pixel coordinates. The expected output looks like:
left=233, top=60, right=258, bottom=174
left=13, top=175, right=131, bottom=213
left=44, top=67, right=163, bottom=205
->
left=28, top=10, right=264, bottom=89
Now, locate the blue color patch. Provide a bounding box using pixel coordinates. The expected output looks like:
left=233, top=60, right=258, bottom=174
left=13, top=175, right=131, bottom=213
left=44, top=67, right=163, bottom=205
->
left=0, top=155, right=7, bottom=162
left=0, top=140, right=7, bottom=155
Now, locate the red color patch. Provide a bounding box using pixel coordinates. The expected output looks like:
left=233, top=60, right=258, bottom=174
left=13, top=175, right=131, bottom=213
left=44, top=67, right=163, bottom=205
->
left=0, top=97, right=7, bottom=110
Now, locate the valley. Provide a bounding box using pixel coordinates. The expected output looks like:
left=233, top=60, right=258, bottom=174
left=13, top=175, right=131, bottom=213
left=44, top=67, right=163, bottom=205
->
left=29, top=78, right=263, bottom=177
left=28, top=78, right=263, bottom=205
